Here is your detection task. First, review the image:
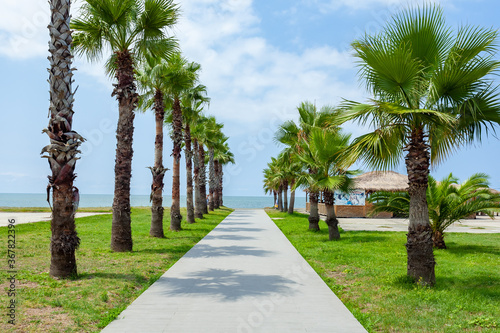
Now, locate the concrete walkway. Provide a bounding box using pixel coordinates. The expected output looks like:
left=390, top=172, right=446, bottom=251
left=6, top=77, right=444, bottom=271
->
left=102, top=209, right=367, bottom=333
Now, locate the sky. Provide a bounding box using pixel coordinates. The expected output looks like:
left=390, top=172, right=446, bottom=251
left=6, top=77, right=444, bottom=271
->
left=1, top=0, right=500, bottom=198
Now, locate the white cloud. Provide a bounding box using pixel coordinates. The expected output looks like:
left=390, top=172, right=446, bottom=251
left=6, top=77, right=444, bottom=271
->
left=174, top=0, right=363, bottom=134
left=318, top=0, right=443, bottom=12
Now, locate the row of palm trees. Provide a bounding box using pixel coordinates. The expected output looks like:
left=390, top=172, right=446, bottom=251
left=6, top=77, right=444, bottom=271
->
left=265, top=5, right=500, bottom=286
left=44, top=0, right=233, bottom=278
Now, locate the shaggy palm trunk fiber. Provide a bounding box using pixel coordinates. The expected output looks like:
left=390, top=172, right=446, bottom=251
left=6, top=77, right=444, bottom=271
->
left=45, top=0, right=83, bottom=278
left=199, top=145, right=208, bottom=214
left=405, top=128, right=435, bottom=285
left=193, top=139, right=204, bottom=219
left=170, top=98, right=183, bottom=231
left=149, top=89, right=167, bottom=237
left=432, top=230, right=447, bottom=249
left=208, top=148, right=215, bottom=211
left=185, top=124, right=195, bottom=224
left=213, top=160, right=220, bottom=209
left=288, top=180, right=296, bottom=214
left=278, top=186, right=283, bottom=212
left=283, top=181, right=288, bottom=213
left=308, top=191, right=320, bottom=230
left=110, top=51, right=138, bottom=252
left=324, top=190, right=340, bottom=240
left=218, top=163, right=224, bottom=206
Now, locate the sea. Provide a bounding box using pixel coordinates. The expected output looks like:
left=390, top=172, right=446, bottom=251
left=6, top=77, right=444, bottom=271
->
left=0, top=193, right=306, bottom=209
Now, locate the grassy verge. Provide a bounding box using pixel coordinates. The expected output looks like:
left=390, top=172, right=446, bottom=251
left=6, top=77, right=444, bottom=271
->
left=0, top=206, right=232, bottom=332
left=0, top=207, right=113, bottom=213
left=266, top=209, right=499, bottom=333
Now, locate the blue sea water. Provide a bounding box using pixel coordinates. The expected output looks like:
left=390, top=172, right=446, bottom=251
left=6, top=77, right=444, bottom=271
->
left=0, top=193, right=306, bottom=209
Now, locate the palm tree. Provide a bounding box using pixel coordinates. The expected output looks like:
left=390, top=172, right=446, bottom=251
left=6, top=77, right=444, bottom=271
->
left=72, top=0, right=178, bottom=251
left=201, top=117, right=224, bottom=211
left=182, top=85, right=210, bottom=223
left=295, top=127, right=357, bottom=240
left=263, top=166, right=279, bottom=208
left=161, top=53, right=200, bottom=230
left=275, top=101, right=341, bottom=229
left=369, top=173, right=500, bottom=249
left=42, top=0, right=85, bottom=278
left=136, top=57, right=174, bottom=238
left=343, top=5, right=500, bottom=285
left=213, top=136, right=229, bottom=209
left=276, top=154, right=290, bottom=213
left=192, top=116, right=209, bottom=218
left=215, top=142, right=235, bottom=207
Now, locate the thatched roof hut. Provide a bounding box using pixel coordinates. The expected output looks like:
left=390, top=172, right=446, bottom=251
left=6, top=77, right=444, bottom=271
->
left=353, top=171, right=409, bottom=193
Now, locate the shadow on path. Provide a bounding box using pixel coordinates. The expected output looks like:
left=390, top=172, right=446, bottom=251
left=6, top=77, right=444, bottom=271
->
left=204, top=234, right=256, bottom=241
left=161, top=268, right=298, bottom=301
left=184, top=244, right=274, bottom=258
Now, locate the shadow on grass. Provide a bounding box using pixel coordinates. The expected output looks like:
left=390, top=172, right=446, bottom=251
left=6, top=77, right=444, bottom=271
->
left=393, top=274, right=499, bottom=299
left=444, top=244, right=500, bottom=256
left=77, top=272, right=146, bottom=282
left=343, top=233, right=391, bottom=243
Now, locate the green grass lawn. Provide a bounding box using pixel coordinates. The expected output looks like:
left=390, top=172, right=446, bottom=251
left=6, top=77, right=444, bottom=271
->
left=0, top=207, right=113, bottom=213
left=0, top=207, right=232, bottom=333
left=266, top=210, right=499, bottom=333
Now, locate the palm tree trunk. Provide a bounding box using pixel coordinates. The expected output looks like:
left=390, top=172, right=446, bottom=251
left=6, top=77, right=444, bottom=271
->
left=324, top=190, right=340, bottom=240
left=278, top=186, right=283, bottom=211
left=110, top=50, right=137, bottom=252
left=45, top=0, right=82, bottom=278
left=283, top=180, right=288, bottom=212
left=273, top=191, right=277, bottom=209
left=432, top=230, right=447, bottom=249
left=219, top=164, right=224, bottom=206
left=288, top=180, right=296, bottom=214
left=170, top=98, right=183, bottom=231
left=185, top=123, right=195, bottom=223
left=193, top=139, right=204, bottom=219
left=208, top=148, right=215, bottom=211
left=405, top=127, right=435, bottom=285
left=199, top=144, right=208, bottom=214
left=213, top=159, right=220, bottom=209
left=308, top=191, right=320, bottom=230
left=149, top=89, right=167, bottom=237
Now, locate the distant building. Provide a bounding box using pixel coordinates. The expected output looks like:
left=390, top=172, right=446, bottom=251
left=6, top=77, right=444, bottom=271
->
left=306, top=171, right=409, bottom=218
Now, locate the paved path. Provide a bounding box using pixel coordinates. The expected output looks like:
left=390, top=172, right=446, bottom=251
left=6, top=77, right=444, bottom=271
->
left=102, top=209, right=367, bottom=333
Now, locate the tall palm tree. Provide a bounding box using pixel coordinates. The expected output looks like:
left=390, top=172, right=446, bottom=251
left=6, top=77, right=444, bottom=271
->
left=72, top=0, right=178, bottom=251
left=295, top=127, right=357, bottom=240
left=369, top=173, right=500, bottom=249
left=136, top=57, right=174, bottom=238
left=263, top=165, right=279, bottom=208
left=201, top=116, right=224, bottom=211
left=215, top=143, right=235, bottom=207
left=161, top=53, right=200, bottom=230
left=276, top=101, right=341, bottom=229
left=212, top=136, right=229, bottom=209
left=182, top=85, right=210, bottom=223
left=42, top=0, right=85, bottom=278
left=192, top=116, right=209, bottom=218
left=343, top=5, right=500, bottom=284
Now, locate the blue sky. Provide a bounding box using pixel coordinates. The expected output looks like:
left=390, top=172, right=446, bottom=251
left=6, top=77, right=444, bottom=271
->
left=1, top=0, right=499, bottom=197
